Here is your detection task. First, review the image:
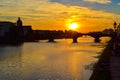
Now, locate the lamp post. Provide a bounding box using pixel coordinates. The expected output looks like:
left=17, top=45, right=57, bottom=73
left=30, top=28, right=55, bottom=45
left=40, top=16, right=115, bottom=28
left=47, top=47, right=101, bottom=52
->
left=113, top=21, right=117, bottom=32
left=117, top=23, right=120, bottom=34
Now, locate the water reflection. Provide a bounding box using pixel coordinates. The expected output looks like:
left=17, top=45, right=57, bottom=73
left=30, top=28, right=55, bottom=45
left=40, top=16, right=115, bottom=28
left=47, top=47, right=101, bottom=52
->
left=0, top=37, right=110, bottom=80
left=0, top=46, right=23, bottom=80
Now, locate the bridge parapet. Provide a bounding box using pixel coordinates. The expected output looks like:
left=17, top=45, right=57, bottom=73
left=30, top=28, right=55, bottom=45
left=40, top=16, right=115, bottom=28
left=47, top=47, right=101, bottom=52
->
left=84, top=32, right=113, bottom=43
left=32, top=30, right=113, bottom=43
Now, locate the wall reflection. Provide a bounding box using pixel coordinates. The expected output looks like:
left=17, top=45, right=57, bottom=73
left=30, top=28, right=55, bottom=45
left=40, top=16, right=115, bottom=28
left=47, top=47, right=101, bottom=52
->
left=0, top=45, right=23, bottom=80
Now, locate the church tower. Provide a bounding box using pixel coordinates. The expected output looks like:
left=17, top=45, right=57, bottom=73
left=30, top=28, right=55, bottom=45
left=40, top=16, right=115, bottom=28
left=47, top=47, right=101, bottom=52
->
left=17, top=17, right=23, bottom=32
left=17, top=17, right=23, bottom=27
left=16, top=17, right=24, bottom=42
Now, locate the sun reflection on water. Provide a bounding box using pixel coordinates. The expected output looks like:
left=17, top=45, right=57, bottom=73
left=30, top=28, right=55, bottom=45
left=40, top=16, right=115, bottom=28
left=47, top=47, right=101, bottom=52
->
left=0, top=37, right=110, bottom=80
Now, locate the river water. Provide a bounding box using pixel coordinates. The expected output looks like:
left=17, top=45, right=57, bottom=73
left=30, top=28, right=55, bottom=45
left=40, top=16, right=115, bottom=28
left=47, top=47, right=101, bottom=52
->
left=0, top=37, right=110, bottom=80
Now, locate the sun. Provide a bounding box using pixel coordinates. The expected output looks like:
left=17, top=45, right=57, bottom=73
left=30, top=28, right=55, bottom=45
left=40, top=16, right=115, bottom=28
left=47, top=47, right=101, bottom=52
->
left=68, top=23, right=79, bottom=30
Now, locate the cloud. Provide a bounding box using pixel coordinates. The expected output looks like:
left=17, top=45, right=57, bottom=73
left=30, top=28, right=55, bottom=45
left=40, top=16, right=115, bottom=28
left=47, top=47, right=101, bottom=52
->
left=0, top=0, right=120, bottom=32
left=83, top=0, right=111, bottom=4
left=0, top=4, right=4, bottom=7
left=117, top=3, right=120, bottom=5
left=0, top=16, right=17, bottom=20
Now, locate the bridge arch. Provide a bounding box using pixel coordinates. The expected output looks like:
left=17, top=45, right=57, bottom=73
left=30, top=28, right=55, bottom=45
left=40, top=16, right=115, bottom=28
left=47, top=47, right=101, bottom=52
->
left=48, top=38, right=55, bottom=42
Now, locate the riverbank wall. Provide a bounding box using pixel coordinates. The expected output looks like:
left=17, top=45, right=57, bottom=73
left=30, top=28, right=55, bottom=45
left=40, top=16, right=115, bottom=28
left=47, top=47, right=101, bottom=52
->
left=89, top=39, right=114, bottom=80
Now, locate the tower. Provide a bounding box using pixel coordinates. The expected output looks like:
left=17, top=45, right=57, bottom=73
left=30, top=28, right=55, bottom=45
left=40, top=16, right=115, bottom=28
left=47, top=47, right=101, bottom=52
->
left=17, top=17, right=23, bottom=32
left=16, top=17, right=24, bottom=42
left=17, top=17, right=23, bottom=27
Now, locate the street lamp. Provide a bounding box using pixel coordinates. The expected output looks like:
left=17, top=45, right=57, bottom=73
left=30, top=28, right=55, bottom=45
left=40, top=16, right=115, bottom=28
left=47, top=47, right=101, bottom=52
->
left=113, top=21, right=117, bottom=32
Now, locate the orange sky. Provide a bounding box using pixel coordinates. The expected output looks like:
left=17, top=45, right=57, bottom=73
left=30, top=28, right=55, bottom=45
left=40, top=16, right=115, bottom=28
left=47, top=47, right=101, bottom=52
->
left=0, top=0, right=120, bottom=32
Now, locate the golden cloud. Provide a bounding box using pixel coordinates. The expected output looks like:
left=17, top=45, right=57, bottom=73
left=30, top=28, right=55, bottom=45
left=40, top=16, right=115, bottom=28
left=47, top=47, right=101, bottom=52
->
left=0, top=0, right=120, bottom=32
left=83, top=0, right=111, bottom=4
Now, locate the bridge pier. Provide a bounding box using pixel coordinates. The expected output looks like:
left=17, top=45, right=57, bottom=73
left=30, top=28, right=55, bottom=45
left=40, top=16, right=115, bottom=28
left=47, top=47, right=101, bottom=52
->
left=48, top=38, right=54, bottom=42
left=73, top=37, right=78, bottom=43
left=94, top=37, right=101, bottom=43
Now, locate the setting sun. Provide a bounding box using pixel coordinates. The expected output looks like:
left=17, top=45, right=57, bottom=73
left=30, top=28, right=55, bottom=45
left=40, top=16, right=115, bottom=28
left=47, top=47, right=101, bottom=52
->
left=69, top=23, right=79, bottom=30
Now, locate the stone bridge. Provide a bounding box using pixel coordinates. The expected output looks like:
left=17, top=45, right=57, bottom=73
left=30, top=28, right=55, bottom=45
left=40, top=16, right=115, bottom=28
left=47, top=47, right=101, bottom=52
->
left=33, top=31, right=113, bottom=43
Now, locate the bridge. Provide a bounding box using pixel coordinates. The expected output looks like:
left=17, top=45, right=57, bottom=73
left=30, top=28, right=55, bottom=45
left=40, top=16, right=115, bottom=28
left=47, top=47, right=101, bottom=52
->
left=32, top=30, right=113, bottom=43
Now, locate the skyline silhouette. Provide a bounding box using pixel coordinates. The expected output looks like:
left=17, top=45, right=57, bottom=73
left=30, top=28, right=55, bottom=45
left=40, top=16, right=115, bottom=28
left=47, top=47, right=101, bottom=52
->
left=0, top=17, right=115, bottom=44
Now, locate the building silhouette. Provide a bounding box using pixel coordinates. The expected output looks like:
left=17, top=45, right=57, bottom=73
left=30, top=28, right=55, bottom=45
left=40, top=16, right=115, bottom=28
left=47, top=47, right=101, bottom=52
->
left=0, top=21, right=16, bottom=37
left=0, top=17, right=33, bottom=44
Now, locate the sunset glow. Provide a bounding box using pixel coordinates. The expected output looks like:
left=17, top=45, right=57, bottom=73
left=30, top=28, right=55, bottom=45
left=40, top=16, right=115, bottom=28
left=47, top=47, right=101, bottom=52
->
left=0, top=0, right=120, bottom=32
left=69, top=23, right=79, bottom=30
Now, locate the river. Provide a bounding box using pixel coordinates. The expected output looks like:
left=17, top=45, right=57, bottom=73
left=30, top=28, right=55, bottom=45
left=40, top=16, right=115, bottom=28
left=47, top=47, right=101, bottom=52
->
left=0, top=36, right=110, bottom=80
